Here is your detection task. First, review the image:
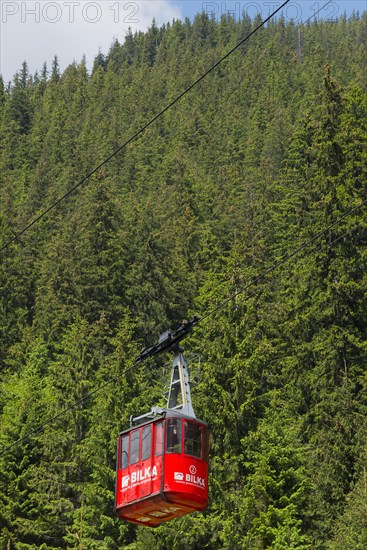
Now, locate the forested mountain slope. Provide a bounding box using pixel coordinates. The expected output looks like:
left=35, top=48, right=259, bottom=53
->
left=1, top=12, right=367, bottom=549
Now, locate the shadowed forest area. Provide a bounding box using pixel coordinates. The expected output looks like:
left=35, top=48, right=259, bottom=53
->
left=1, top=11, right=367, bottom=549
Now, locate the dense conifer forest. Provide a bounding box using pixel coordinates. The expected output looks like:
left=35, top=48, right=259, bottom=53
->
left=1, top=10, right=367, bottom=549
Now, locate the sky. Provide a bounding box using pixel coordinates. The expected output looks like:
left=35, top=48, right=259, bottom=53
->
left=0, top=0, right=365, bottom=84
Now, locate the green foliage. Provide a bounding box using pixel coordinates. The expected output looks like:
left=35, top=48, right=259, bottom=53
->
left=1, top=11, right=367, bottom=549
left=328, top=465, right=367, bottom=549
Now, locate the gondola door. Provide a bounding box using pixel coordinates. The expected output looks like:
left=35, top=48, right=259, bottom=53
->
left=126, top=424, right=155, bottom=503
left=126, top=428, right=139, bottom=504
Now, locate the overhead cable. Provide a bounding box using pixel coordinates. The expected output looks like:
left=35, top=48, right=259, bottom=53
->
left=1, top=199, right=366, bottom=456
left=0, top=0, right=291, bottom=254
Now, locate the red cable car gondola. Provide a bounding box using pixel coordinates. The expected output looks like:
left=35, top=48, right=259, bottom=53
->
left=115, top=343, right=209, bottom=528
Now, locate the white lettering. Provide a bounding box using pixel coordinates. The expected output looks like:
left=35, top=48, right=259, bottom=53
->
left=121, top=465, right=158, bottom=490
left=202, top=2, right=219, bottom=16
left=82, top=1, right=101, bottom=23
left=243, top=2, right=262, bottom=18
left=221, top=2, right=241, bottom=20
left=2, top=2, right=19, bottom=23
left=285, top=2, right=302, bottom=22
left=21, top=1, right=40, bottom=22
left=1, top=1, right=141, bottom=24
left=109, top=1, right=119, bottom=23
left=63, top=1, right=80, bottom=23
left=123, top=2, right=139, bottom=23
left=185, top=473, right=206, bottom=487
left=42, top=2, right=62, bottom=23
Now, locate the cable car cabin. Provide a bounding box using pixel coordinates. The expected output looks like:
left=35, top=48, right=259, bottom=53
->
left=115, top=411, right=209, bottom=527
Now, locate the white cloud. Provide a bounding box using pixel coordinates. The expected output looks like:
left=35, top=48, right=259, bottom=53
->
left=0, top=0, right=183, bottom=82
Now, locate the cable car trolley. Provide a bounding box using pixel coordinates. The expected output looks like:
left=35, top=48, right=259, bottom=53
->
left=115, top=320, right=209, bottom=527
